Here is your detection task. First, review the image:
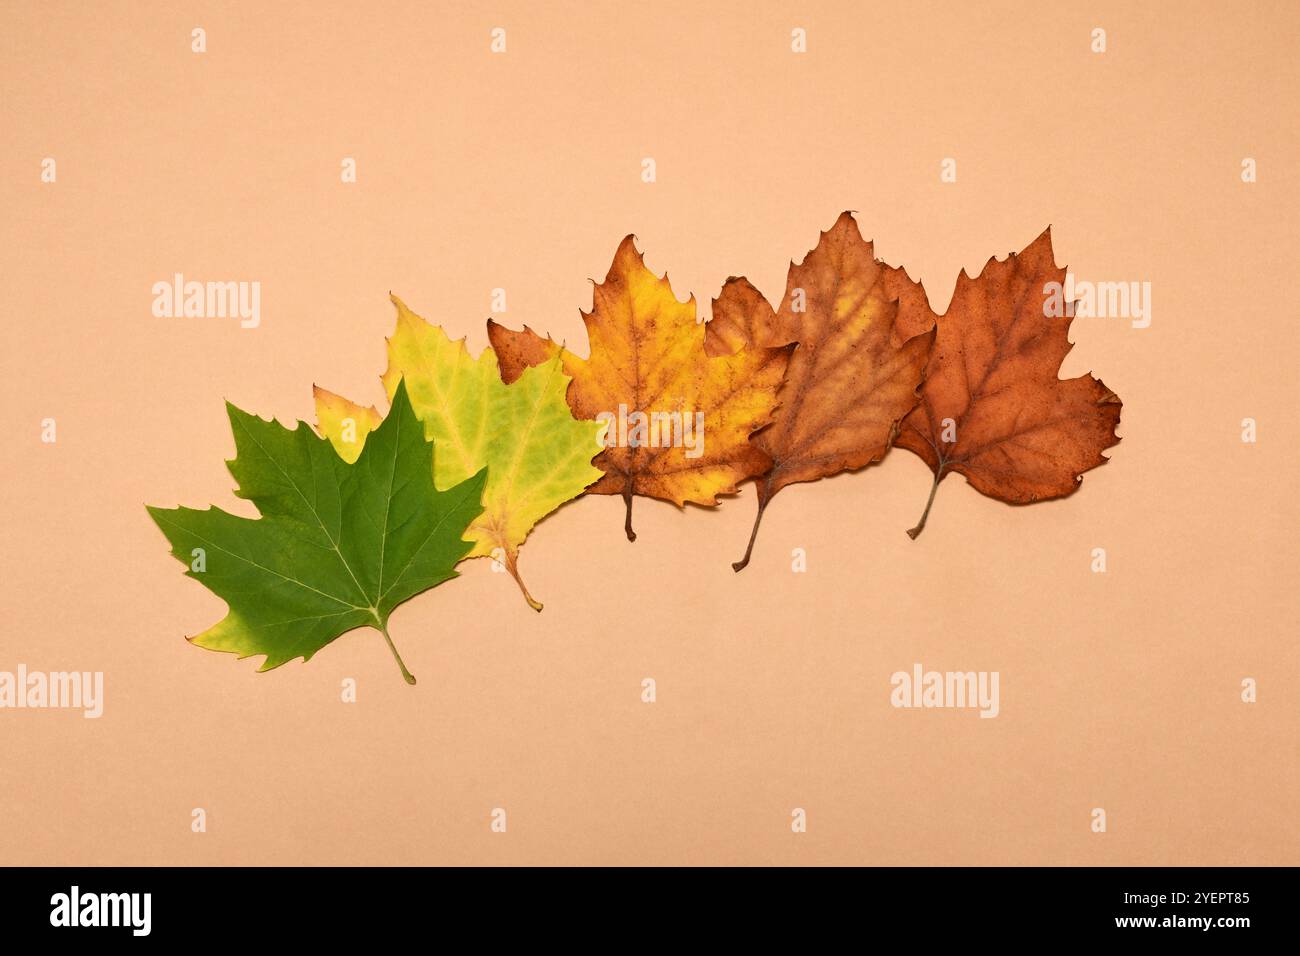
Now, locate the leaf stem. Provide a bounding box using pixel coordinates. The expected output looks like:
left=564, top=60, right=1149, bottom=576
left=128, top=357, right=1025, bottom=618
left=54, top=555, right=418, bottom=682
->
left=623, top=489, right=636, bottom=542
left=503, top=548, right=543, bottom=612
left=907, top=467, right=944, bottom=540
left=732, top=486, right=770, bottom=573
left=377, top=619, right=417, bottom=685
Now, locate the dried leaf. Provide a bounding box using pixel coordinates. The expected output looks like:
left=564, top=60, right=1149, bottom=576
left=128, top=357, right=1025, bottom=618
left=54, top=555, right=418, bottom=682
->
left=709, top=212, right=934, bottom=570
left=896, top=228, right=1122, bottom=538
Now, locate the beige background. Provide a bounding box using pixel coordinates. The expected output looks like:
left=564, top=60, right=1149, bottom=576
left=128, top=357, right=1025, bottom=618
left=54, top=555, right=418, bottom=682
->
left=2, top=0, right=1297, bottom=866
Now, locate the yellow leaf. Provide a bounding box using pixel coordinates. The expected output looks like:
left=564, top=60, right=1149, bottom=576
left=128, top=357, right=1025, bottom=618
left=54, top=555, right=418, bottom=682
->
left=489, top=237, right=793, bottom=540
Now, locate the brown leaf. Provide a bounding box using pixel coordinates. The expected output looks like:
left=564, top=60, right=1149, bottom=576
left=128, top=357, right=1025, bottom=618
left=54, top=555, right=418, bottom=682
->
left=896, top=227, right=1122, bottom=538
left=710, top=212, right=935, bottom=571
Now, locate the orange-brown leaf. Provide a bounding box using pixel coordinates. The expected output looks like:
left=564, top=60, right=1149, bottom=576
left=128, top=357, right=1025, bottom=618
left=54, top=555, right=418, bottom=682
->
left=895, top=227, right=1122, bottom=538
left=489, top=322, right=563, bottom=386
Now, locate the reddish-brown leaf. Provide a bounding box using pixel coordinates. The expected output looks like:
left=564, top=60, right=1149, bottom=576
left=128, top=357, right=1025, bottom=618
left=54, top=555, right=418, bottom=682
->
left=896, top=227, right=1122, bottom=538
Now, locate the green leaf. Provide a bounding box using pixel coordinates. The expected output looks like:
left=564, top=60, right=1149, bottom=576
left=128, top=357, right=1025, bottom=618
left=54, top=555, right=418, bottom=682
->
left=146, top=379, right=486, bottom=684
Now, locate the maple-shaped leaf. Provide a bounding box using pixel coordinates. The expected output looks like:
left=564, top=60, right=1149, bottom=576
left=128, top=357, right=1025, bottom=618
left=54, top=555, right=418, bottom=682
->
left=488, top=236, right=793, bottom=540
left=708, top=212, right=935, bottom=571
left=896, top=228, right=1122, bottom=538
left=315, top=296, right=604, bottom=611
left=146, top=380, right=486, bottom=684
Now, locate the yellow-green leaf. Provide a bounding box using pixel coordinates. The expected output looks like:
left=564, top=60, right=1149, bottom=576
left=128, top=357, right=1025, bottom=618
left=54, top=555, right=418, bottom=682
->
left=315, top=295, right=604, bottom=610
